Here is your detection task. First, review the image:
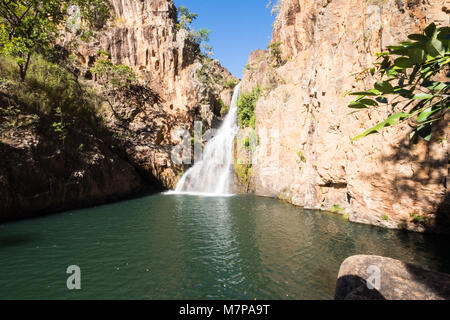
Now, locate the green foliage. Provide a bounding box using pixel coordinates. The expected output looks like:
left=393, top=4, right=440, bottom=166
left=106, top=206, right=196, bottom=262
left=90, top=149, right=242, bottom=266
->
left=52, top=107, right=65, bottom=140
left=245, top=64, right=254, bottom=71
left=268, top=42, right=283, bottom=66
left=77, top=0, right=110, bottom=31
left=381, top=214, right=389, bottom=221
left=176, top=6, right=212, bottom=56
left=234, top=160, right=252, bottom=186
left=237, top=87, right=262, bottom=128
left=189, top=135, right=202, bottom=147
left=243, top=129, right=259, bottom=153
left=192, top=28, right=212, bottom=57
left=221, top=78, right=239, bottom=89
left=192, top=28, right=211, bottom=44
left=331, top=204, right=345, bottom=214
left=296, top=150, right=307, bottom=163
left=0, top=0, right=111, bottom=80
left=176, top=6, right=198, bottom=30
left=92, top=55, right=138, bottom=89
left=347, top=23, right=449, bottom=143
left=219, top=99, right=228, bottom=116
left=0, top=54, right=98, bottom=133
left=410, top=212, right=425, bottom=224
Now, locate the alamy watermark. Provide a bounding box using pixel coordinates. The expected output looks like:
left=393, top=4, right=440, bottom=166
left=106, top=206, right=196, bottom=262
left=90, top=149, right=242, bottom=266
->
left=169, top=121, right=282, bottom=166
left=366, top=265, right=381, bottom=291
left=66, top=265, right=81, bottom=290
left=67, top=5, right=81, bottom=32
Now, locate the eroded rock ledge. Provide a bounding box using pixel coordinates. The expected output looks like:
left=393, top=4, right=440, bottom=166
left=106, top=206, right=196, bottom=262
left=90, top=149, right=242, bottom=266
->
left=335, top=255, right=450, bottom=300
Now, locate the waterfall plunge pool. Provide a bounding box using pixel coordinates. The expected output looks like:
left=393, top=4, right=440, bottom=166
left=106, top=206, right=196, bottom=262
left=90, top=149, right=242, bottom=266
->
left=0, top=193, right=449, bottom=299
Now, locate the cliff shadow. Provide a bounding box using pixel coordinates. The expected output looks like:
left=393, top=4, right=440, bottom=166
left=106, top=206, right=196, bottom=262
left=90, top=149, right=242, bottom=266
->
left=334, top=275, right=386, bottom=300
left=0, top=233, right=41, bottom=248
left=359, top=117, right=449, bottom=234
left=356, top=119, right=450, bottom=298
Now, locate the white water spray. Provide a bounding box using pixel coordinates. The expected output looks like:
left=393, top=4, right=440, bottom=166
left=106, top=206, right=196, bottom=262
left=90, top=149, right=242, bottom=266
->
left=172, top=83, right=241, bottom=196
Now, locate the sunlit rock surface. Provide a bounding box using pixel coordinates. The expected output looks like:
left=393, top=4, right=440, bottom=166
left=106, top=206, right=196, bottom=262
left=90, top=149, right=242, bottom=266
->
left=0, top=0, right=236, bottom=221
left=239, top=0, right=449, bottom=233
left=76, top=0, right=236, bottom=189
left=335, top=255, right=450, bottom=300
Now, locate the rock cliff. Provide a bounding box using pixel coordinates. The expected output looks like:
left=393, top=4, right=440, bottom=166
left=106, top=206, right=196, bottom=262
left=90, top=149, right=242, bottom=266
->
left=78, top=0, right=236, bottom=189
left=239, top=0, right=449, bottom=233
left=0, top=0, right=236, bottom=221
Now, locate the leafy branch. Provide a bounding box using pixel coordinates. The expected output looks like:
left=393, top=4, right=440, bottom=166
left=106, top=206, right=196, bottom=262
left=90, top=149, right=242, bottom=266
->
left=347, top=23, right=449, bottom=143
left=176, top=5, right=212, bottom=57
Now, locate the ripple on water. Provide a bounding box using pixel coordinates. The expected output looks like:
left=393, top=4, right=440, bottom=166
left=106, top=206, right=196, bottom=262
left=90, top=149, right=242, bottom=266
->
left=0, top=194, right=449, bottom=299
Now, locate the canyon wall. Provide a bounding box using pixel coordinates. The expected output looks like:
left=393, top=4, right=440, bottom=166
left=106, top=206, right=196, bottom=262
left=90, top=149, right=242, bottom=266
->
left=240, top=0, right=449, bottom=233
left=78, top=0, right=236, bottom=189
left=0, top=0, right=235, bottom=221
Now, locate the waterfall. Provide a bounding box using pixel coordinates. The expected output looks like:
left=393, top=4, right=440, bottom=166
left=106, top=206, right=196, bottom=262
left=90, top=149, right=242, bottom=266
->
left=172, top=83, right=241, bottom=196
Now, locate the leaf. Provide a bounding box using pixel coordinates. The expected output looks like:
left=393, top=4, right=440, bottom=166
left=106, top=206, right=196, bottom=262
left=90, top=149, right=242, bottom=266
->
left=352, top=112, right=409, bottom=141
left=376, top=97, right=388, bottom=104
left=408, top=34, right=429, bottom=41
left=380, top=56, right=391, bottom=69
left=387, top=46, right=408, bottom=55
left=394, top=57, right=414, bottom=68
left=349, top=89, right=380, bottom=96
left=407, top=48, right=425, bottom=64
left=409, top=64, right=420, bottom=84
left=395, top=89, right=414, bottom=99
left=426, top=39, right=445, bottom=57
left=384, top=112, right=410, bottom=125
left=423, top=70, right=434, bottom=79
left=417, top=105, right=441, bottom=123
left=425, top=81, right=446, bottom=92
left=359, top=99, right=379, bottom=106
left=416, top=124, right=432, bottom=141
left=412, top=94, right=433, bottom=100
left=424, top=23, right=437, bottom=38
left=437, top=27, right=450, bottom=44
left=374, top=81, right=395, bottom=94
left=386, top=45, right=404, bottom=51
left=421, top=66, right=431, bottom=74
left=348, top=101, right=368, bottom=109
left=376, top=51, right=389, bottom=58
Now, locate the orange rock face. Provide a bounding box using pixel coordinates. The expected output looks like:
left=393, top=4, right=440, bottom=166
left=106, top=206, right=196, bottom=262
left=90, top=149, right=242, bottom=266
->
left=240, top=0, right=449, bottom=233
left=0, top=1, right=238, bottom=222
left=76, top=0, right=237, bottom=189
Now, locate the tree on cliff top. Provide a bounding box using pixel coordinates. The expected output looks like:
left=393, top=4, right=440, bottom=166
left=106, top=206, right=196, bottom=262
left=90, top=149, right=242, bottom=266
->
left=0, top=0, right=110, bottom=81
left=176, top=5, right=212, bottom=57
left=347, top=23, right=449, bottom=143
left=266, top=0, right=281, bottom=16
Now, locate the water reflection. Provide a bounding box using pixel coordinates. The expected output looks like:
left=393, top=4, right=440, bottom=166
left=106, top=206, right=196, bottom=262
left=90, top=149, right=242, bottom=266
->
left=0, top=194, right=449, bottom=299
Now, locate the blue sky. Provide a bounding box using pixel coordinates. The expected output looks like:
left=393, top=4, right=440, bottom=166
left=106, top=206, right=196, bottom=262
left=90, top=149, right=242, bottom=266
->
left=173, top=0, right=276, bottom=78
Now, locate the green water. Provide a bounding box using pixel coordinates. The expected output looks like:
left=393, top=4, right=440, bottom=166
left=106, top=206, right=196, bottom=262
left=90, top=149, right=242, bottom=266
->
left=0, top=194, right=449, bottom=300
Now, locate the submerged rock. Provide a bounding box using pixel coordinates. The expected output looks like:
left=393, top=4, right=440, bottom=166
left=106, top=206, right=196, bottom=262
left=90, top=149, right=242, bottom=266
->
left=335, top=255, right=450, bottom=300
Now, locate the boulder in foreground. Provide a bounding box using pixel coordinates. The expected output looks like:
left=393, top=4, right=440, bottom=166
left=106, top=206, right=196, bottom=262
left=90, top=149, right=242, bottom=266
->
left=335, top=255, right=450, bottom=300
